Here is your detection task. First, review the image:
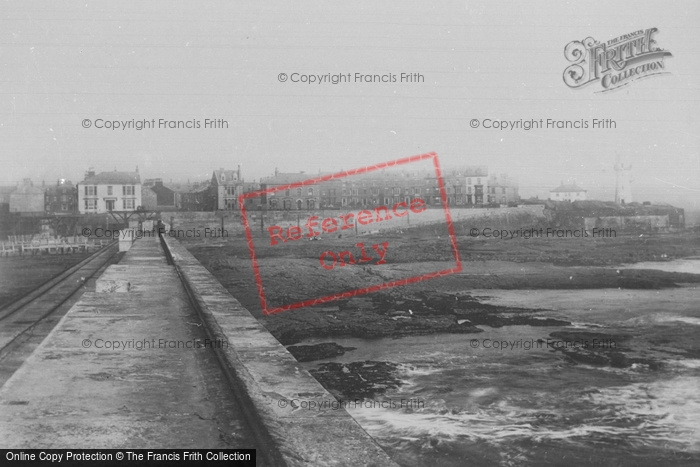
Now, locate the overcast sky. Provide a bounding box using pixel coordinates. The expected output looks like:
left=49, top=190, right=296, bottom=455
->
left=2, top=1, right=699, bottom=208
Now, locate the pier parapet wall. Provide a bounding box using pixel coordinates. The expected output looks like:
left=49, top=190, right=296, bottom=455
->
left=162, top=235, right=400, bottom=467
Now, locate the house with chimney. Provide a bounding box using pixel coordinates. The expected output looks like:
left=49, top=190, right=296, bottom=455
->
left=488, top=173, right=519, bottom=205
left=170, top=180, right=214, bottom=211
left=45, top=179, right=78, bottom=214
left=141, top=178, right=176, bottom=211
left=464, top=166, right=489, bottom=205
left=211, top=166, right=244, bottom=210
left=78, top=168, right=142, bottom=213
left=260, top=169, right=324, bottom=211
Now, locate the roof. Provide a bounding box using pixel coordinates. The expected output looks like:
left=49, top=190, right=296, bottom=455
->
left=261, top=173, right=315, bottom=185
left=10, top=184, right=44, bottom=195
left=213, top=169, right=240, bottom=185
left=82, top=171, right=140, bottom=185
left=550, top=184, right=586, bottom=193
left=170, top=180, right=211, bottom=193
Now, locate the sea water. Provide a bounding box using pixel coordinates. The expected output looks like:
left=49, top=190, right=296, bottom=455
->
left=299, top=278, right=700, bottom=466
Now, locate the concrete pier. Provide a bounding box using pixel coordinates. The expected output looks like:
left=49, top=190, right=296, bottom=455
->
left=0, top=236, right=256, bottom=449
left=163, top=236, right=400, bottom=467
left=0, top=235, right=400, bottom=466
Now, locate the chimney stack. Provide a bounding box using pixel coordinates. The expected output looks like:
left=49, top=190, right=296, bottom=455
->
left=238, top=164, right=242, bottom=181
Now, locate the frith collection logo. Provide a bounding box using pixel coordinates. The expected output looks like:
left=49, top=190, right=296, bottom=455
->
left=563, top=28, right=672, bottom=93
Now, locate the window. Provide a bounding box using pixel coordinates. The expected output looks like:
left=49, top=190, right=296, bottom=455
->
left=297, top=188, right=302, bottom=196
left=84, top=199, right=97, bottom=210
left=123, top=199, right=135, bottom=210
left=85, top=185, right=96, bottom=196
left=107, top=186, right=113, bottom=195
left=308, top=187, right=314, bottom=196
left=123, top=185, right=135, bottom=196
left=61, top=204, right=67, bottom=211
left=467, top=178, right=471, bottom=185
left=286, top=189, right=290, bottom=196
left=226, top=186, right=236, bottom=196
left=477, top=178, right=481, bottom=185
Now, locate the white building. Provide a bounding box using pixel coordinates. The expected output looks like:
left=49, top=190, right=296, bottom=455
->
left=549, top=183, right=587, bottom=202
left=464, top=166, right=489, bottom=205
left=78, top=169, right=142, bottom=213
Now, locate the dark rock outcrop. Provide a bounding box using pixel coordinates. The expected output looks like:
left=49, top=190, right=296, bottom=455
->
left=286, top=342, right=357, bottom=362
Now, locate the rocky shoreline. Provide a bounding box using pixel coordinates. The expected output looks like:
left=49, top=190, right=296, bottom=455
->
left=182, top=231, right=700, bottom=395
left=286, top=342, right=356, bottom=362
left=264, top=290, right=571, bottom=346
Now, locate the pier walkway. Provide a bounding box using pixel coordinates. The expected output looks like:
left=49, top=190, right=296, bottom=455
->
left=0, top=235, right=400, bottom=466
left=0, top=236, right=256, bottom=450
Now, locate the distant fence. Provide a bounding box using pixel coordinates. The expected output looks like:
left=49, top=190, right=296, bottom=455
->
left=0, top=235, right=110, bottom=256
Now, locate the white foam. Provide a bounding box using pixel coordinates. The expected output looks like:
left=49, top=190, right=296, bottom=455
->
left=348, top=377, right=700, bottom=451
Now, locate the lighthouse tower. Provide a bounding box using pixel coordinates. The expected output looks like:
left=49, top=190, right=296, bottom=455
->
left=614, top=155, right=633, bottom=204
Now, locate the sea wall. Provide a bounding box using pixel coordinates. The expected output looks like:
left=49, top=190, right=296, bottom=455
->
left=161, top=205, right=546, bottom=238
